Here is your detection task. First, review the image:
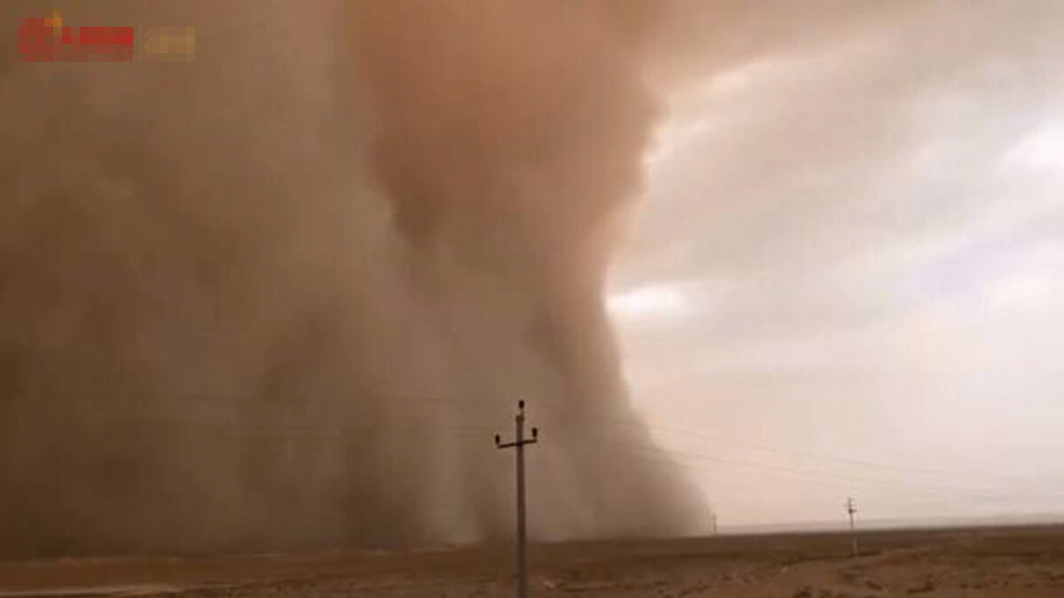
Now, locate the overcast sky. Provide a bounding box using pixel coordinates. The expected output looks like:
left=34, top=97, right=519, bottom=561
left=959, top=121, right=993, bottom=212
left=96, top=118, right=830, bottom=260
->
left=608, top=1, right=1064, bottom=528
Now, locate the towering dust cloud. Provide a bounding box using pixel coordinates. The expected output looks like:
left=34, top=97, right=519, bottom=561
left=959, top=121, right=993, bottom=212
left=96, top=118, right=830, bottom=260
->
left=0, top=0, right=704, bottom=557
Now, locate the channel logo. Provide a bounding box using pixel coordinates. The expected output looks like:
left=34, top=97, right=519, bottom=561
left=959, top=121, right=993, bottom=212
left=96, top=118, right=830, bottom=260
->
left=17, top=10, right=195, bottom=63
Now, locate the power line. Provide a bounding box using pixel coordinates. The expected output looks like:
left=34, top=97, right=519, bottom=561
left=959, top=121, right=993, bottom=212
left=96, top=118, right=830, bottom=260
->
left=28, top=390, right=1064, bottom=502
left=575, top=435, right=1064, bottom=503
left=45, top=388, right=1057, bottom=485
left=560, top=408, right=1044, bottom=487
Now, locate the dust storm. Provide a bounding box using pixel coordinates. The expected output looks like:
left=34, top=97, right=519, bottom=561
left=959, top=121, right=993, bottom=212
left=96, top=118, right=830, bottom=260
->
left=0, top=0, right=703, bottom=556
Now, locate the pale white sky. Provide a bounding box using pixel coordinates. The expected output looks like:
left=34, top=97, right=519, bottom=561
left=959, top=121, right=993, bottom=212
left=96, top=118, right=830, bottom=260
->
left=608, top=1, right=1064, bottom=528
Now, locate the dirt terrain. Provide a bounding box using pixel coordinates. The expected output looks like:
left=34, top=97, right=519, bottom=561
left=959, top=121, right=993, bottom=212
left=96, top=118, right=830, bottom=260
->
left=2, top=526, right=1063, bottom=597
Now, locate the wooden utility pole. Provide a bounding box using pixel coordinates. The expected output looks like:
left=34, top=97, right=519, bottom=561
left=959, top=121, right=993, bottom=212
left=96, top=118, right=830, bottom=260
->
left=846, top=497, right=859, bottom=557
left=495, top=401, right=538, bottom=598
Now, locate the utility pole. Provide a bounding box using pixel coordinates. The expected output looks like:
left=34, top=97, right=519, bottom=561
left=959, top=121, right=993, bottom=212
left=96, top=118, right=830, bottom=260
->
left=846, top=497, right=858, bottom=557
left=495, top=400, right=538, bottom=598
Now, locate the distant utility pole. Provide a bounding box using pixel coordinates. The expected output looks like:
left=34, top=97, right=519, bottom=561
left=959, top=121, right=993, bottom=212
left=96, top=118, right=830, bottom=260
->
left=495, top=400, right=538, bottom=598
left=846, top=497, right=859, bottom=557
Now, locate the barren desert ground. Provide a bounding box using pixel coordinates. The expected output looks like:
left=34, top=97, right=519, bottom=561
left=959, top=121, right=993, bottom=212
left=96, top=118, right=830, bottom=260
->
left=2, top=526, right=1064, bottom=597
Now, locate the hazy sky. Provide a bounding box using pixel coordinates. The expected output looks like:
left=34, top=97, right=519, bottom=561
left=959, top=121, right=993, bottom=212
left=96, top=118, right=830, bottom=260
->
left=608, top=2, right=1064, bottom=527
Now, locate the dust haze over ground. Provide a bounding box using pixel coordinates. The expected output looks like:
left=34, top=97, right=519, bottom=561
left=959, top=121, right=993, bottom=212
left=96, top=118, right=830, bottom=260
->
left=3, top=526, right=1064, bottom=597
left=0, top=0, right=706, bottom=557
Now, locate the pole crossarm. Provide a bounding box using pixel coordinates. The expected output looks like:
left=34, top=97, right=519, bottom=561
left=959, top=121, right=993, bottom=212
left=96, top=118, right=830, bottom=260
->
left=495, top=438, right=538, bottom=449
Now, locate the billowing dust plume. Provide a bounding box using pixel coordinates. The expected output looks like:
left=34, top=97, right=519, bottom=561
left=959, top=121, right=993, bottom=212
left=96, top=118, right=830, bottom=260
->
left=0, top=0, right=704, bottom=557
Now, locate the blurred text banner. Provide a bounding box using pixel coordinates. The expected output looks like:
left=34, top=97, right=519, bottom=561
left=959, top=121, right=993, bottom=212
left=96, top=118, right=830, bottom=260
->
left=138, top=26, right=196, bottom=63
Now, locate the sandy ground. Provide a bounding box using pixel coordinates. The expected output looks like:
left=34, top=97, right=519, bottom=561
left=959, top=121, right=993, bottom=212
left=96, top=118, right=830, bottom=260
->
left=2, top=526, right=1064, bottom=597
